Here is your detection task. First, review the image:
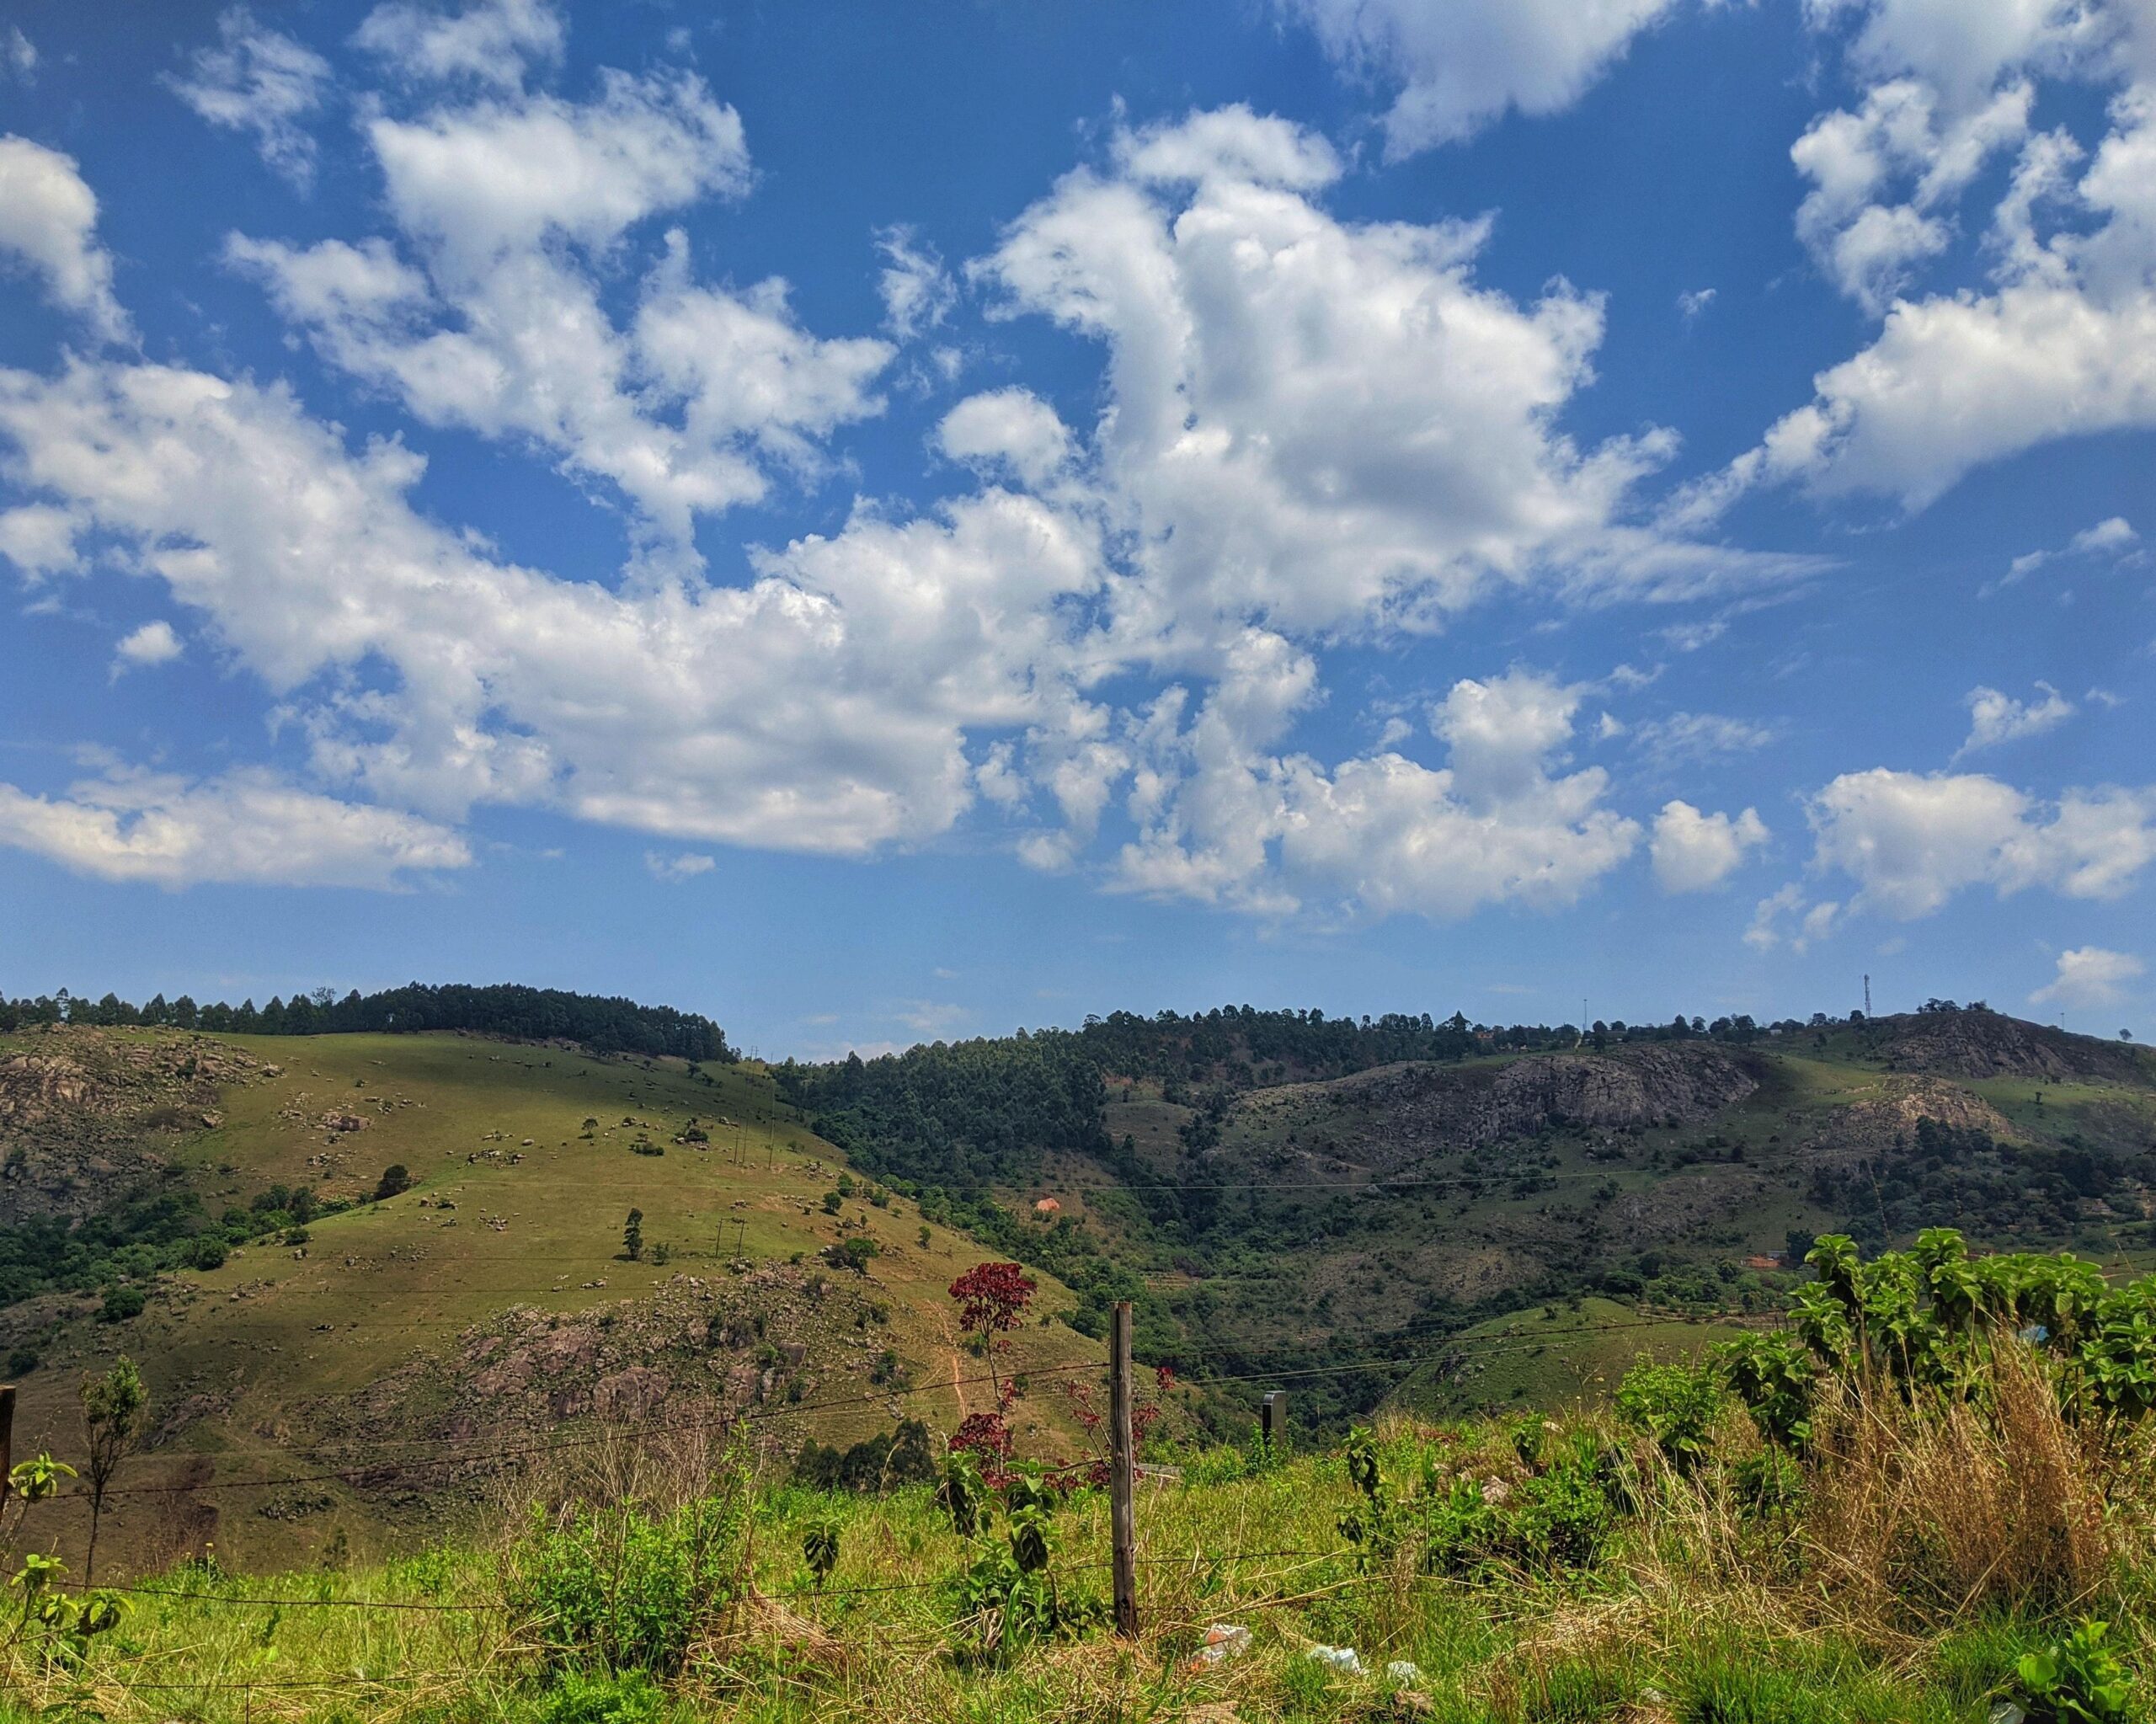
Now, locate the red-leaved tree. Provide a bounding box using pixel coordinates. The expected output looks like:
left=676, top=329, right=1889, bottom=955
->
left=948, top=1410, right=1017, bottom=1478
left=1059, top=1365, right=1172, bottom=1486
left=948, top=1262, right=1035, bottom=1400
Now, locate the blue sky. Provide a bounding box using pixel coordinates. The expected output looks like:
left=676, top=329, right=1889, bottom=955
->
left=0, top=0, right=2151, bottom=1054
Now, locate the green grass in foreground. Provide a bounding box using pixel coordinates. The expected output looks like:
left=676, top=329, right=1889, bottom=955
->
left=1, top=1401, right=2147, bottom=1724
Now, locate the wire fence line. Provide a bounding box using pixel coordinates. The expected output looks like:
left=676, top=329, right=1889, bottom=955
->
left=91, top=1311, right=1731, bottom=1501
left=48, top=1542, right=1396, bottom=1616
left=8, top=1327, right=1726, bottom=1700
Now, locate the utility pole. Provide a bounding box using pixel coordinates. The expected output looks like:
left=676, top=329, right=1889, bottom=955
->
left=1108, top=1300, right=1138, bottom=1638
left=0, top=1383, right=13, bottom=1505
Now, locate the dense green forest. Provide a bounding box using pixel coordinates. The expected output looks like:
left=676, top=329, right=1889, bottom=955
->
left=0, top=982, right=732, bottom=1059
left=774, top=1001, right=1834, bottom=1194
left=770, top=1000, right=2155, bottom=1432
left=1813, top=1116, right=2156, bottom=1245
left=778, top=1031, right=1113, bottom=1188
left=0, top=1175, right=355, bottom=1353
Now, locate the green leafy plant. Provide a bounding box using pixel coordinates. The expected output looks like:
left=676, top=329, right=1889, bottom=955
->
left=79, top=1356, right=146, bottom=1583
left=2014, top=1620, right=2133, bottom=1723
left=1717, top=1332, right=1817, bottom=1454
left=504, top=1481, right=746, bottom=1676
left=1770, top=1230, right=2156, bottom=1428
left=536, top=1668, right=664, bottom=1724
left=801, top=1515, right=841, bottom=1591
left=1615, top=1359, right=1723, bottom=1474
left=1336, top=1426, right=1405, bottom=1564
left=947, top=1502, right=1101, bottom=1660
left=937, top=1449, right=991, bottom=1539
left=831, top=1236, right=881, bottom=1273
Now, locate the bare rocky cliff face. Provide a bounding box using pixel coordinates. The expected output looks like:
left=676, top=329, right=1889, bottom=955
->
left=1872, top=1011, right=2149, bottom=1085
left=1805, top=1075, right=2020, bottom=1163
left=0, top=1029, right=264, bottom=1222
left=1248, top=1043, right=1763, bottom=1175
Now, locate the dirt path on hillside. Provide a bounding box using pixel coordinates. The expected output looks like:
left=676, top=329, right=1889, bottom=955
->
left=934, top=1305, right=970, bottom=1420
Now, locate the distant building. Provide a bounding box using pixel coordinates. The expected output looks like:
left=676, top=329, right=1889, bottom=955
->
left=1033, top=1197, right=1061, bottom=1218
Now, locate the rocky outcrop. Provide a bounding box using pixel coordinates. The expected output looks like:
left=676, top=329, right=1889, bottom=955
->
left=1873, top=1011, right=2149, bottom=1085
left=1806, top=1075, right=2020, bottom=1161
left=0, top=1028, right=265, bottom=1222
left=1249, top=1043, right=1761, bottom=1173
left=321, top=1266, right=908, bottom=1460
left=0, top=1032, right=259, bottom=1128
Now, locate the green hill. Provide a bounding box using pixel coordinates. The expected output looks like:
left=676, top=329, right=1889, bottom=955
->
left=0, top=1025, right=1105, bottom=1573
left=10, top=1225, right=2156, bottom=1723
left=781, top=1005, right=2156, bottom=1425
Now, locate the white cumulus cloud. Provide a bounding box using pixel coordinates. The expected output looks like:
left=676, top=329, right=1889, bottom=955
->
left=1956, top=681, right=2073, bottom=758
left=0, top=766, right=470, bottom=889
left=352, top=0, right=565, bottom=88
left=0, top=136, right=130, bottom=342
left=2031, top=945, right=2145, bottom=1009
left=1286, top=0, right=1682, bottom=157
left=1805, top=766, right=2156, bottom=918
left=113, top=620, right=184, bottom=672
left=980, top=104, right=1785, bottom=649
left=168, top=8, right=333, bottom=190
left=230, top=67, right=892, bottom=561
left=936, top=389, right=1074, bottom=488
left=1652, top=800, right=1769, bottom=893
left=0, top=356, right=1102, bottom=856
left=1113, top=665, right=1642, bottom=921
left=1685, top=6, right=2156, bottom=517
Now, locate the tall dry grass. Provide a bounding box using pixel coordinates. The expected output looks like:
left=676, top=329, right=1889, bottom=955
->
left=1801, top=1343, right=2120, bottom=1630
left=1624, top=1337, right=2152, bottom=1669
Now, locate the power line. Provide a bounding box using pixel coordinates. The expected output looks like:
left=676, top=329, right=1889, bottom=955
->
left=92, top=1314, right=1737, bottom=1502
left=50, top=1577, right=493, bottom=1612
left=96, top=1361, right=1109, bottom=1499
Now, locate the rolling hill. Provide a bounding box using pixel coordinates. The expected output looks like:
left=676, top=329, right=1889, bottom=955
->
left=0, top=1024, right=1104, bottom=1573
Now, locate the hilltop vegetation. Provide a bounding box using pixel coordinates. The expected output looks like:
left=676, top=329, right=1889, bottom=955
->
left=0, top=982, right=732, bottom=1060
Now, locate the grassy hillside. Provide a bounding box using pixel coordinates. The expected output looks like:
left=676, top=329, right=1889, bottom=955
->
left=0, top=1026, right=1105, bottom=1573
left=1389, top=1295, right=1752, bottom=1417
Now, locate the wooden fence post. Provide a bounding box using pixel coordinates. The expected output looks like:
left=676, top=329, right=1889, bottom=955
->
left=0, top=1383, right=13, bottom=1504
left=1261, top=1389, right=1285, bottom=1449
left=1109, top=1300, right=1137, bottom=1638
